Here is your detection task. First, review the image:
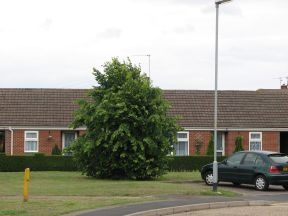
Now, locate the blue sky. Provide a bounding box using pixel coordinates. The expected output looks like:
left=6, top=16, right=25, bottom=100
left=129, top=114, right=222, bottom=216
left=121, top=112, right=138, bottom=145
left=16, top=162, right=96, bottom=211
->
left=0, top=0, right=287, bottom=90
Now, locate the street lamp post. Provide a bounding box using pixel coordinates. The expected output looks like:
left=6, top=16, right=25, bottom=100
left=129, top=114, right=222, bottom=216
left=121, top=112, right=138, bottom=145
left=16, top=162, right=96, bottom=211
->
left=213, top=0, right=232, bottom=192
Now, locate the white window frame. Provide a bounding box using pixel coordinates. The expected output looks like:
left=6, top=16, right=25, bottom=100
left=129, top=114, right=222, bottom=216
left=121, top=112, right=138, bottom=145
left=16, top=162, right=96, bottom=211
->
left=249, top=132, right=262, bottom=151
left=62, top=131, right=78, bottom=150
left=24, top=131, right=39, bottom=153
left=174, top=131, right=189, bottom=156
left=217, top=132, right=225, bottom=156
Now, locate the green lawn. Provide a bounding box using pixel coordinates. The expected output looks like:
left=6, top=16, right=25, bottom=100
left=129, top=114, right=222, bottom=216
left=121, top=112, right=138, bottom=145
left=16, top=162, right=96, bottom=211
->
left=0, top=171, right=237, bottom=216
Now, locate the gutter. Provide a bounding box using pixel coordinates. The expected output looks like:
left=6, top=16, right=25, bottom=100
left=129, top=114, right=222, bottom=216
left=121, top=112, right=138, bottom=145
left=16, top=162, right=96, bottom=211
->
left=8, top=127, right=14, bottom=155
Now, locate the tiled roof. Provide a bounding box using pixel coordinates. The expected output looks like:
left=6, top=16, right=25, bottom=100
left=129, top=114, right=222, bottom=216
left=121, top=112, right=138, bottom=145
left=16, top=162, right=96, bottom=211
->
left=164, top=89, right=288, bottom=128
left=0, top=88, right=88, bottom=127
left=0, top=88, right=288, bottom=128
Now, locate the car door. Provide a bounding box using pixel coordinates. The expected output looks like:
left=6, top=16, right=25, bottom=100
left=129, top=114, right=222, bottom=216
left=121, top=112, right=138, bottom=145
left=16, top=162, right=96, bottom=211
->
left=219, top=152, right=246, bottom=182
left=237, top=153, right=258, bottom=184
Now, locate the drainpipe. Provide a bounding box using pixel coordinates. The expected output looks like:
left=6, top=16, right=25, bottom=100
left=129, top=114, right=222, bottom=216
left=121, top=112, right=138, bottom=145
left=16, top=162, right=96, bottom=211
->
left=8, top=127, right=14, bottom=155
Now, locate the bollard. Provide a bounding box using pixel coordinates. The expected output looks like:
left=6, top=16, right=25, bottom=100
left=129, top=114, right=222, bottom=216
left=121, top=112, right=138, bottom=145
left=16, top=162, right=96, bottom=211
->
left=23, top=168, right=30, bottom=202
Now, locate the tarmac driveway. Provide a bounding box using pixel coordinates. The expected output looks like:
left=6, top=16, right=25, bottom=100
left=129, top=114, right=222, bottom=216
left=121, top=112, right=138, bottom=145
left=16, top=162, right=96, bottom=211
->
left=215, top=182, right=288, bottom=196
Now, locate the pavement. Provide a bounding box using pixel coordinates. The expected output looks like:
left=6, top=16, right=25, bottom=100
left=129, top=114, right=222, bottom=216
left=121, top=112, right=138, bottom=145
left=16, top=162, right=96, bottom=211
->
left=172, top=203, right=288, bottom=216
left=66, top=183, right=288, bottom=216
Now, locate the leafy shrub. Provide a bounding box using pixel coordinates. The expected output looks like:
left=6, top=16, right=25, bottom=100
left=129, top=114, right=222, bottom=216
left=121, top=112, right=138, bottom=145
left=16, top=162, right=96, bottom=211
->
left=71, top=58, right=180, bottom=179
left=168, top=156, right=227, bottom=171
left=206, top=134, right=214, bottom=155
left=52, top=145, right=62, bottom=155
left=234, top=136, right=244, bottom=153
left=0, top=155, right=77, bottom=172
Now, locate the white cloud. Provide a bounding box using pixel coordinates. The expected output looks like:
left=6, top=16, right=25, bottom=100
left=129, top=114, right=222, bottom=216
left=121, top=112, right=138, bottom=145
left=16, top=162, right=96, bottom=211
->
left=0, top=0, right=287, bottom=90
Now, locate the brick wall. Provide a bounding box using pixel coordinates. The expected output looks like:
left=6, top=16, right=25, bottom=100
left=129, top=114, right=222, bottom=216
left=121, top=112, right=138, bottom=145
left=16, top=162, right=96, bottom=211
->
left=4, top=129, right=80, bottom=155
left=4, top=129, right=280, bottom=156
left=262, top=131, right=280, bottom=152
left=189, top=131, right=212, bottom=155
left=188, top=130, right=280, bottom=156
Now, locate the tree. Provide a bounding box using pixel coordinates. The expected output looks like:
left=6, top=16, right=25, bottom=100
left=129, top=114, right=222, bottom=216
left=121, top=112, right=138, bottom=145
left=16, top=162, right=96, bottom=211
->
left=234, top=136, right=244, bottom=153
left=71, top=58, right=179, bottom=179
left=206, top=134, right=214, bottom=156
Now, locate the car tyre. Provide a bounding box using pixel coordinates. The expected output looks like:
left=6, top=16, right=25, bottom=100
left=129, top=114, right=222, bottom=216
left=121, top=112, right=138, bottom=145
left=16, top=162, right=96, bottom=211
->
left=254, top=175, right=269, bottom=191
left=204, top=171, right=214, bottom=186
left=282, top=184, right=288, bottom=190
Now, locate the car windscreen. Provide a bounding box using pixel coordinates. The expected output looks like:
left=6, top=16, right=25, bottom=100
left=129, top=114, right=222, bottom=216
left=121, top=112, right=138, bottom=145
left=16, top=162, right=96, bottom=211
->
left=268, top=154, right=288, bottom=163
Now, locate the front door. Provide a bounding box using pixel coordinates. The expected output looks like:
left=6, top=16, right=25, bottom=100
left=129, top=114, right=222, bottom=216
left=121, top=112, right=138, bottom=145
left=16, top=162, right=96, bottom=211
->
left=0, top=131, right=4, bottom=153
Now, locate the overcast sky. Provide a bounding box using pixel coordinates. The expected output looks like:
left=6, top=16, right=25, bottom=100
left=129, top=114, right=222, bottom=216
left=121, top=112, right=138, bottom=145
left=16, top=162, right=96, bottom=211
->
left=1, top=0, right=288, bottom=90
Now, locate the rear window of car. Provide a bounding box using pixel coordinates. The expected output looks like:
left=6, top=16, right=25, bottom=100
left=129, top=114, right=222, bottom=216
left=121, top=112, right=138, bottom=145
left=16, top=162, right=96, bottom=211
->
left=268, top=154, right=288, bottom=163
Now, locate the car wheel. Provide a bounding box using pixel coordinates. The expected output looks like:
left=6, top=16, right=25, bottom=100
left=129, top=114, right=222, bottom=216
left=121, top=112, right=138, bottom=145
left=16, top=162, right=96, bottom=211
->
left=232, top=182, right=241, bottom=186
left=282, top=184, right=288, bottom=190
left=254, top=175, right=269, bottom=191
left=204, top=171, right=213, bottom=186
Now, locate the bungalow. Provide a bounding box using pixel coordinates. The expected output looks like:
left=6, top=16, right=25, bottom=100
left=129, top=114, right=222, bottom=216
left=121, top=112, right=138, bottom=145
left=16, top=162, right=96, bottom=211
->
left=1, top=87, right=288, bottom=156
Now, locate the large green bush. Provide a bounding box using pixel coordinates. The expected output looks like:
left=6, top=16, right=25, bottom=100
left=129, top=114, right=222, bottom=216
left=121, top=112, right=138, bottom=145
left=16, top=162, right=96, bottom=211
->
left=71, top=58, right=179, bottom=179
left=0, top=155, right=77, bottom=172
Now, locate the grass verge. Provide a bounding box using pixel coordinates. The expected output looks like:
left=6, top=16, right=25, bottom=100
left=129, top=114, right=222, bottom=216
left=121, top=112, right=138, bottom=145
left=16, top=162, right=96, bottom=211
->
left=0, top=171, right=238, bottom=216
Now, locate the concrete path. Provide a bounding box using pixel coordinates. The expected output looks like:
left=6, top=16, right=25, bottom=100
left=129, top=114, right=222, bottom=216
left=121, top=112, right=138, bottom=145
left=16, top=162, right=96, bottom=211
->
left=172, top=203, right=288, bottom=216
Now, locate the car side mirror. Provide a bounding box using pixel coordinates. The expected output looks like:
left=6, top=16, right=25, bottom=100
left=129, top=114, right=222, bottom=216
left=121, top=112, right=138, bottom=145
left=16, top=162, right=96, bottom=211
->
left=222, top=160, right=227, bottom=165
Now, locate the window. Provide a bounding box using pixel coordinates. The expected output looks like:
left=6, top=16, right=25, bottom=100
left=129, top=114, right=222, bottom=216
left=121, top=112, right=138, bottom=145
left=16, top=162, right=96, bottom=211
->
left=242, top=153, right=257, bottom=165
left=217, top=132, right=225, bottom=156
left=249, top=132, right=262, bottom=151
left=24, top=131, right=38, bottom=152
left=173, top=132, right=189, bottom=156
left=255, top=155, right=265, bottom=166
left=227, top=152, right=245, bottom=166
left=62, top=132, right=77, bottom=149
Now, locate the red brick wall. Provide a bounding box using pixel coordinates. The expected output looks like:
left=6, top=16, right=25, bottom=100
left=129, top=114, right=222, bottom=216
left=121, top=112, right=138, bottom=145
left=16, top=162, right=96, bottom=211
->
left=39, top=130, right=62, bottom=154
left=225, top=131, right=249, bottom=156
left=262, top=132, right=280, bottom=152
left=188, top=130, right=280, bottom=156
left=188, top=131, right=212, bottom=155
left=225, top=131, right=279, bottom=155
left=4, top=129, right=280, bottom=156
left=4, top=129, right=79, bottom=155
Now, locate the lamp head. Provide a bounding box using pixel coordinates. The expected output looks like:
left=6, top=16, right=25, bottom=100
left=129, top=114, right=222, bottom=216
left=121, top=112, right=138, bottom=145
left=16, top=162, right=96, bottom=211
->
left=215, top=0, right=232, bottom=5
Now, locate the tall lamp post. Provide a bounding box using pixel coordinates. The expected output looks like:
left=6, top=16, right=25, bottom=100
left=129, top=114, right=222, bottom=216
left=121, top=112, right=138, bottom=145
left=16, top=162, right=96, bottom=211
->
left=213, top=0, right=232, bottom=192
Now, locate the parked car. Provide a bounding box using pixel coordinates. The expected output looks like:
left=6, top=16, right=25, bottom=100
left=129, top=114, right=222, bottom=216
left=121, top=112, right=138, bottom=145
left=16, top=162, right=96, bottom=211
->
left=201, top=151, right=288, bottom=191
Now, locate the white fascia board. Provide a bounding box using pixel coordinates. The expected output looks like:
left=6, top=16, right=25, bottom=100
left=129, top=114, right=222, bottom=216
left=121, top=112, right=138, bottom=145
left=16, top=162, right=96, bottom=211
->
left=0, top=126, right=86, bottom=130
left=183, top=127, right=288, bottom=132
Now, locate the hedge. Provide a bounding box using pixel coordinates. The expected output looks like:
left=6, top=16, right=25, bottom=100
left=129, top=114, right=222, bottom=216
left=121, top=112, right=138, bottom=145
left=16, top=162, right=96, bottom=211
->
left=0, top=155, right=226, bottom=172
left=0, top=155, right=77, bottom=172
left=168, top=156, right=227, bottom=171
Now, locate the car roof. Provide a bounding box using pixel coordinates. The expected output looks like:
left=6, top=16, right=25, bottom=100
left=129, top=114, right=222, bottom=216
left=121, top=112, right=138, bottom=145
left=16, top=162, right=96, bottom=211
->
left=237, top=150, right=279, bottom=155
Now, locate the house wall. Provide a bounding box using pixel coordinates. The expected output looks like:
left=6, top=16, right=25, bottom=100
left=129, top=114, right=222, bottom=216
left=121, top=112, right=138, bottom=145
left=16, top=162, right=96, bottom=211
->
left=189, top=131, right=211, bottom=155
left=4, top=129, right=80, bottom=155
left=188, top=130, right=280, bottom=156
left=4, top=129, right=280, bottom=156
